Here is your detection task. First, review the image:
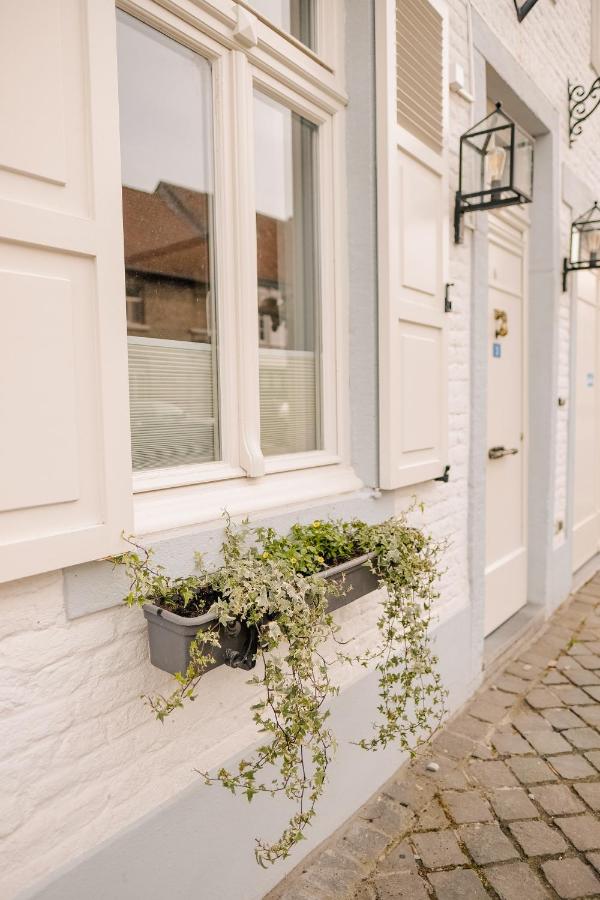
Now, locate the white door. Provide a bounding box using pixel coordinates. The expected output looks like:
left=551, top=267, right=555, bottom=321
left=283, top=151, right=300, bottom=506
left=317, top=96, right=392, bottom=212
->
left=485, top=211, right=528, bottom=636
left=572, top=271, right=600, bottom=572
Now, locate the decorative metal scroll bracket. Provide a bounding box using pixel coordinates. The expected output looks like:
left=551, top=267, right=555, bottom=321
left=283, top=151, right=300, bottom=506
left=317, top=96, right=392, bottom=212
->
left=513, top=0, right=541, bottom=22
left=569, top=77, right=600, bottom=146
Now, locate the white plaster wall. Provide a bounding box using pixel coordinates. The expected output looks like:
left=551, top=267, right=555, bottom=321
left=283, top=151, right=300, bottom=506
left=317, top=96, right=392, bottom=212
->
left=3, top=1, right=600, bottom=898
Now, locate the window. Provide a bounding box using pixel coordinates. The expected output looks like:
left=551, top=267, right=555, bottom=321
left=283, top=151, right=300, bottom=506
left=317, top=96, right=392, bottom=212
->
left=117, top=12, right=219, bottom=473
left=254, top=93, right=320, bottom=456
left=246, top=0, right=315, bottom=48
left=115, top=2, right=345, bottom=496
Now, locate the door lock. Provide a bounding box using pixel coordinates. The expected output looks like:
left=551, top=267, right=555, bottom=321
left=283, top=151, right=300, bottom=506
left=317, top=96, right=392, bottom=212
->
left=494, top=308, right=508, bottom=338
left=488, top=446, right=519, bottom=459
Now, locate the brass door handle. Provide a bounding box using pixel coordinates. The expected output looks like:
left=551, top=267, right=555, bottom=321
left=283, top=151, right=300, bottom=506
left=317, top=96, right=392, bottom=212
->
left=488, top=446, right=519, bottom=459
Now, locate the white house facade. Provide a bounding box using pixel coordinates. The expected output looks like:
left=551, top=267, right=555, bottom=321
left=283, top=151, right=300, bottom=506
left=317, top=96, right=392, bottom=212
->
left=3, top=1, right=600, bottom=897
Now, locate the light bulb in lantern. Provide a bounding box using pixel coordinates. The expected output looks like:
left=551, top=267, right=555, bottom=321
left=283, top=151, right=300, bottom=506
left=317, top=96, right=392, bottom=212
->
left=586, top=228, right=600, bottom=265
left=486, top=134, right=507, bottom=191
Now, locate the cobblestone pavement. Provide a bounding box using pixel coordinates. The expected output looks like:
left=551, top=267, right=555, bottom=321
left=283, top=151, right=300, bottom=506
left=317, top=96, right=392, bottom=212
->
left=268, top=577, right=600, bottom=899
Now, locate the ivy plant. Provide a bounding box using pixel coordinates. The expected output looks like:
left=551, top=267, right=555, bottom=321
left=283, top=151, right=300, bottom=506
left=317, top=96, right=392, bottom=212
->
left=114, top=511, right=446, bottom=866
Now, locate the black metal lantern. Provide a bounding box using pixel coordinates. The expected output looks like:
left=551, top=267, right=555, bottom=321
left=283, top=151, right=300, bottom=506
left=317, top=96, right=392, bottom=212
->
left=454, top=102, right=534, bottom=243
left=513, top=0, right=542, bottom=22
left=563, top=202, right=600, bottom=291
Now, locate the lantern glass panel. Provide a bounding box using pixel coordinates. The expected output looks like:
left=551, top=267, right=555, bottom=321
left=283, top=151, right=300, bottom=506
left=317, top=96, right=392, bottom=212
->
left=578, top=224, right=600, bottom=265
left=460, top=109, right=513, bottom=199
left=513, top=124, right=534, bottom=200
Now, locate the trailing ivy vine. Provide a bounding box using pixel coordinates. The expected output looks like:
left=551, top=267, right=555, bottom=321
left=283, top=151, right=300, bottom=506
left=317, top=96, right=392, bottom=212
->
left=114, top=510, right=446, bottom=866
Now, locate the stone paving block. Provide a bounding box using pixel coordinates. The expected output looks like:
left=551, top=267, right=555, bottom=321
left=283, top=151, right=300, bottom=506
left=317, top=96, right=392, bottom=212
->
left=586, top=850, right=600, bottom=873
left=574, top=654, right=600, bottom=669
left=552, top=685, right=596, bottom=706
left=442, top=790, right=493, bottom=824
left=547, top=752, right=597, bottom=779
left=571, top=704, right=600, bottom=726
left=428, top=867, right=490, bottom=899
left=483, top=689, right=516, bottom=708
left=584, top=749, right=600, bottom=771
left=383, top=778, right=435, bottom=812
left=485, top=861, right=551, bottom=900
left=573, top=781, right=600, bottom=811
left=564, top=667, right=600, bottom=687
left=450, top=714, right=491, bottom=742
left=470, top=743, right=495, bottom=760
left=542, top=857, right=600, bottom=898
left=433, top=730, right=475, bottom=760
left=507, top=756, right=558, bottom=784
left=469, top=699, right=509, bottom=724
left=508, top=819, right=567, bottom=856
left=568, top=642, right=589, bottom=655
left=584, top=641, right=600, bottom=655
left=491, top=732, right=532, bottom=756
left=359, top=795, right=415, bottom=837
left=529, top=784, right=586, bottom=815
left=555, top=813, right=600, bottom=850
left=541, top=708, right=587, bottom=730
left=375, top=872, right=430, bottom=899
left=505, top=661, right=538, bottom=681
left=458, top=823, right=519, bottom=864
left=352, top=883, right=377, bottom=900
left=513, top=712, right=552, bottom=734
left=468, top=760, right=519, bottom=789
left=489, top=788, right=539, bottom=821
left=411, top=830, right=467, bottom=868
left=522, top=729, right=571, bottom=754
left=340, top=820, right=391, bottom=866
left=526, top=687, right=562, bottom=709
left=584, top=684, right=600, bottom=701
left=417, top=798, right=450, bottom=830
left=543, top=670, right=568, bottom=685
left=376, top=842, right=418, bottom=874
left=563, top=726, right=600, bottom=750
left=495, top=674, right=530, bottom=694
left=412, top=756, right=469, bottom=790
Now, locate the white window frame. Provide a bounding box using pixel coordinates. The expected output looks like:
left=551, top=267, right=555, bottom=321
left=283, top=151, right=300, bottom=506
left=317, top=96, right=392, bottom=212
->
left=116, top=0, right=355, bottom=531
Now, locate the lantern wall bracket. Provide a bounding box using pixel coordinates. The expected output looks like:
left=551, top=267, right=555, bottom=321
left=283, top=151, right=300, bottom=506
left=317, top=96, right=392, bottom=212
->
left=569, top=77, right=600, bottom=146
left=562, top=258, right=600, bottom=293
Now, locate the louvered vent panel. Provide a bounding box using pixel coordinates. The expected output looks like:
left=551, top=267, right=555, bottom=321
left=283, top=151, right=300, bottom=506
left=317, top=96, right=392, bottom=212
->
left=396, top=0, right=443, bottom=153
left=259, top=349, right=317, bottom=456
left=128, top=338, right=217, bottom=471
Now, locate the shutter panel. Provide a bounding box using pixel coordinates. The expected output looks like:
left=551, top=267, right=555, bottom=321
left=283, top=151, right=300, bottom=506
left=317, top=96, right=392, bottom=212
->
left=0, top=0, right=132, bottom=582
left=376, top=0, right=448, bottom=489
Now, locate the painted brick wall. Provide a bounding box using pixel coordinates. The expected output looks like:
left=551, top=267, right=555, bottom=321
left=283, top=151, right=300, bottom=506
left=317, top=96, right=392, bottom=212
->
left=3, top=1, right=600, bottom=897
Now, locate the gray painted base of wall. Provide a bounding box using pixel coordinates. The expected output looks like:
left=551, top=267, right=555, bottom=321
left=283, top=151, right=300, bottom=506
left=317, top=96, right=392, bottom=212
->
left=18, top=604, right=476, bottom=900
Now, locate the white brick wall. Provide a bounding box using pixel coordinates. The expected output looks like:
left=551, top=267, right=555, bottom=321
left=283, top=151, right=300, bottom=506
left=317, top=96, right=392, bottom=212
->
left=3, top=1, right=600, bottom=896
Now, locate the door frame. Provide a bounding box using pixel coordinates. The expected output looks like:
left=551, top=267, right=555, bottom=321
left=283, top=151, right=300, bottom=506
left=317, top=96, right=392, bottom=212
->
left=468, top=11, right=563, bottom=666
left=484, top=207, right=530, bottom=636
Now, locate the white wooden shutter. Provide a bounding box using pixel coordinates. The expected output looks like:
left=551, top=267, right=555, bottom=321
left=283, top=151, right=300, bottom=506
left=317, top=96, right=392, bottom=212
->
left=376, top=0, right=448, bottom=489
left=0, top=0, right=132, bottom=582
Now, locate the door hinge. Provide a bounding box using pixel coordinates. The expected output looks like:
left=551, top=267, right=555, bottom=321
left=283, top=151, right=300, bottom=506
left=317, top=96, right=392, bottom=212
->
left=435, top=465, right=451, bottom=483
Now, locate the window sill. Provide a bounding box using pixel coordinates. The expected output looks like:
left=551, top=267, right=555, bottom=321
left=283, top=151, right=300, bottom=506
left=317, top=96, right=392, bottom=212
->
left=133, top=464, right=364, bottom=539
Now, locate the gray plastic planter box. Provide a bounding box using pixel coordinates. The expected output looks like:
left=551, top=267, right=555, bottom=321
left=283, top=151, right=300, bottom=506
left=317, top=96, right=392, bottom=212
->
left=143, top=552, right=379, bottom=676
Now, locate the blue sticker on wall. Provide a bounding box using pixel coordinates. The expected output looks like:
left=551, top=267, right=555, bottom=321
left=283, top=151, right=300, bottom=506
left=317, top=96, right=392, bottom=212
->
left=493, top=343, right=502, bottom=358
left=587, top=372, right=595, bottom=387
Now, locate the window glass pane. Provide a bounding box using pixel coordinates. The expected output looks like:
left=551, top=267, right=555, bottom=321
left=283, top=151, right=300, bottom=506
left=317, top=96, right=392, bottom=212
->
left=254, top=93, right=321, bottom=456
left=116, top=11, right=219, bottom=472
left=248, top=0, right=314, bottom=49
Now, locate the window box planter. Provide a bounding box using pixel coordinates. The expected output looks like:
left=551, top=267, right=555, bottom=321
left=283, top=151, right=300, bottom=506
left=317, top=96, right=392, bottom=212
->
left=142, top=551, right=378, bottom=675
